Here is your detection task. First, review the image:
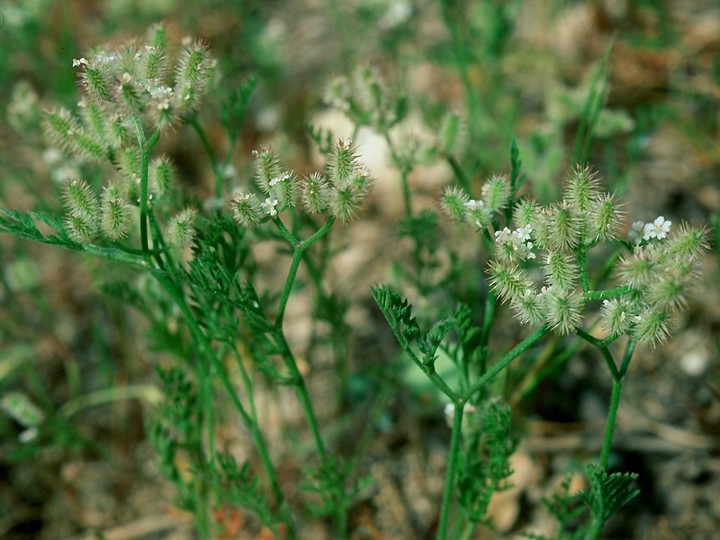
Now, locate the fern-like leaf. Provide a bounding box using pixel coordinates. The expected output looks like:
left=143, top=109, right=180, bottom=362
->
left=371, top=284, right=420, bottom=348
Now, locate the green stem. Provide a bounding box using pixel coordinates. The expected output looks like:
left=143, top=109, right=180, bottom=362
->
left=437, top=399, right=464, bottom=540
left=230, top=347, right=291, bottom=531
left=134, top=121, right=160, bottom=256
left=599, top=378, right=623, bottom=470
left=463, top=325, right=548, bottom=402
left=583, top=285, right=632, bottom=303
left=154, top=273, right=294, bottom=536
left=274, top=217, right=335, bottom=327
left=574, top=329, right=620, bottom=381
left=577, top=248, right=590, bottom=293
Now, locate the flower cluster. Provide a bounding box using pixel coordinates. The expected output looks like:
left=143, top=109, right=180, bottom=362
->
left=613, top=222, right=706, bottom=344
left=441, top=166, right=705, bottom=345
left=231, top=139, right=372, bottom=228
left=440, top=174, right=512, bottom=230
left=45, top=26, right=214, bottom=249
left=44, top=24, right=216, bottom=160
left=628, top=216, right=672, bottom=244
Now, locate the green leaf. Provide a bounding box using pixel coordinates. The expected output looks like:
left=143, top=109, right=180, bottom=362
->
left=419, top=315, right=455, bottom=368
left=371, top=284, right=421, bottom=348
left=582, top=463, right=639, bottom=523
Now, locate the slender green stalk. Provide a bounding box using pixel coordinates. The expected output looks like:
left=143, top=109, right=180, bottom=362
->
left=274, top=217, right=335, bottom=326
left=575, top=329, right=620, bottom=381
left=464, top=325, right=548, bottom=402
left=437, top=399, right=464, bottom=540
left=133, top=120, right=160, bottom=256
left=583, top=285, right=632, bottom=303
left=599, top=378, right=623, bottom=470
left=577, top=248, right=590, bottom=293
left=153, top=273, right=294, bottom=536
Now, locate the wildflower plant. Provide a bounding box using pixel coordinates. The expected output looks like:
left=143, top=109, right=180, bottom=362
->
left=373, top=158, right=706, bottom=538
left=1, top=25, right=372, bottom=540
left=0, top=18, right=711, bottom=540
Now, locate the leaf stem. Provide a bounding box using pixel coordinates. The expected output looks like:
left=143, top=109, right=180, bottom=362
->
left=437, top=399, right=464, bottom=540
left=463, top=325, right=548, bottom=402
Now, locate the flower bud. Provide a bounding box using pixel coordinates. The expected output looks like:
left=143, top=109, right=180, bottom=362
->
left=510, top=289, right=545, bottom=326
left=438, top=112, right=462, bottom=155
left=101, top=184, right=132, bottom=240
left=269, top=171, right=298, bottom=208
left=166, top=208, right=197, bottom=248
left=618, top=247, right=659, bottom=288
left=494, top=226, right=536, bottom=263
left=647, top=275, right=687, bottom=313
left=600, top=299, right=633, bottom=337
left=487, top=261, right=533, bottom=303
left=65, top=213, right=98, bottom=243
left=302, top=172, right=330, bottom=214
left=150, top=155, right=176, bottom=198
left=147, top=23, right=168, bottom=50
left=633, top=308, right=670, bottom=347
left=116, top=74, right=143, bottom=114
left=543, top=287, right=584, bottom=335
left=546, top=202, right=580, bottom=251
left=80, top=63, right=113, bottom=103
left=117, top=146, right=141, bottom=184
left=231, top=192, right=263, bottom=228
left=107, top=113, right=132, bottom=148
left=664, top=223, right=707, bottom=261
left=481, top=174, right=511, bottom=212
left=63, top=178, right=100, bottom=220
left=564, top=165, right=601, bottom=213
left=543, top=251, right=578, bottom=291
left=513, top=199, right=538, bottom=230
left=176, top=41, right=214, bottom=85
left=440, top=186, right=469, bottom=224
left=44, top=108, right=105, bottom=163
left=328, top=138, right=358, bottom=185
left=329, top=184, right=363, bottom=223
left=253, top=147, right=282, bottom=195
left=590, top=194, right=623, bottom=241
left=80, top=101, right=109, bottom=145
left=140, top=45, right=168, bottom=82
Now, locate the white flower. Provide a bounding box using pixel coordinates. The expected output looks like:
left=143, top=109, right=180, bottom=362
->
left=465, top=199, right=485, bottom=211
left=72, top=58, right=88, bottom=67
left=629, top=221, right=645, bottom=244
left=643, top=216, right=672, bottom=241
left=494, top=225, right=536, bottom=261
left=261, top=197, right=279, bottom=217
left=269, top=172, right=290, bottom=188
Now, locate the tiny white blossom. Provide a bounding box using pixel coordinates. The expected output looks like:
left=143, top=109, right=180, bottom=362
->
left=643, top=216, right=671, bottom=241
left=465, top=199, right=485, bottom=211
left=629, top=221, right=645, bottom=244
left=261, top=197, right=279, bottom=217
left=72, top=58, right=89, bottom=67
left=269, top=172, right=290, bottom=188
left=494, top=225, right=536, bottom=261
